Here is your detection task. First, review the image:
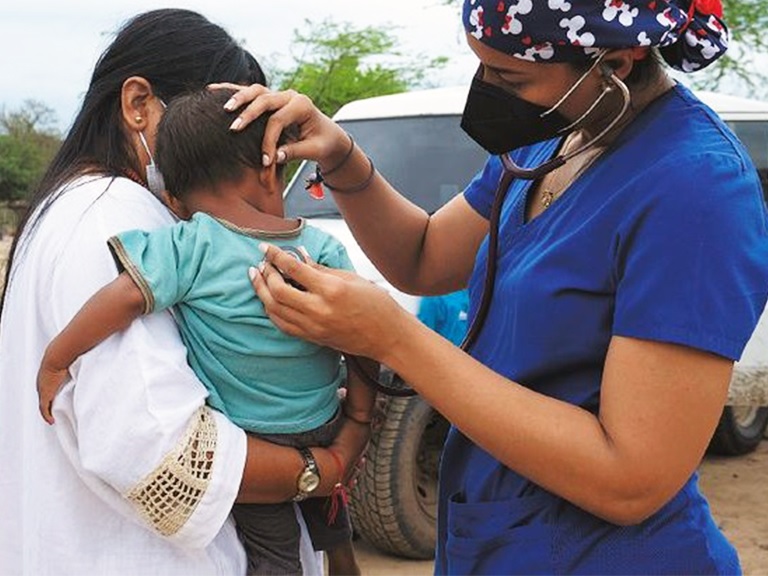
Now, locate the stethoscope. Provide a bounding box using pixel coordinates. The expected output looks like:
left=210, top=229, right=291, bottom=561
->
left=460, top=68, right=631, bottom=353
left=349, top=70, right=631, bottom=397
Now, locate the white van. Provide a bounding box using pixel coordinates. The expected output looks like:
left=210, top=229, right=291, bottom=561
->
left=283, top=86, right=768, bottom=559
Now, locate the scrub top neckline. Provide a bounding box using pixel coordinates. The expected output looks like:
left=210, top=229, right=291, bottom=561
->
left=516, top=137, right=568, bottom=228
left=516, top=83, right=681, bottom=228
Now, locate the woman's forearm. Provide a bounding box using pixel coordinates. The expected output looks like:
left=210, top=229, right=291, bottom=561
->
left=381, top=317, right=618, bottom=515
left=381, top=313, right=728, bottom=525
left=237, top=423, right=366, bottom=504
left=237, top=435, right=305, bottom=503
left=325, top=146, right=487, bottom=294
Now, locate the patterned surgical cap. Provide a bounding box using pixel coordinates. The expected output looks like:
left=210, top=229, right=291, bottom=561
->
left=462, top=0, right=728, bottom=72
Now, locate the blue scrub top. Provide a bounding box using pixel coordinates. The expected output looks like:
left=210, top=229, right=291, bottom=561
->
left=436, top=84, right=768, bottom=574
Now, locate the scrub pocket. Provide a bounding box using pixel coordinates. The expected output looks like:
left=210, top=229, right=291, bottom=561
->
left=445, top=489, right=555, bottom=575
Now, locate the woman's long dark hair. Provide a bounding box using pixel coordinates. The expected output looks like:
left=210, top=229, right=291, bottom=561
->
left=1, top=9, right=266, bottom=316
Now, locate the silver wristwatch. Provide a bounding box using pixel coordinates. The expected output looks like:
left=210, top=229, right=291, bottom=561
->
left=292, top=447, right=320, bottom=501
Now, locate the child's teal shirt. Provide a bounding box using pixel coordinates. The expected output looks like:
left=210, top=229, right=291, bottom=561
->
left=108, top=212, right=353, bottom=434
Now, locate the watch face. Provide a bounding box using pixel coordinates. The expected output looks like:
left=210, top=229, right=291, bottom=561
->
left=298, top=470, right=320, bottom=493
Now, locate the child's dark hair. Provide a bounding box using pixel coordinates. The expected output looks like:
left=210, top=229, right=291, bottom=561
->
left=2, top=9, right=266, bottom=315
left=156, top=88, right=291, bottom=197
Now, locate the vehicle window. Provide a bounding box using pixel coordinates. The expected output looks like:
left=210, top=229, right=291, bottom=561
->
left=728, top=120, right=768, bottom=201
left=284, top=116, right=488, bottom=218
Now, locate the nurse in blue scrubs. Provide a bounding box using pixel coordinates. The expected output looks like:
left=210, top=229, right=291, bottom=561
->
left=239, top=1, right=768, bottom=573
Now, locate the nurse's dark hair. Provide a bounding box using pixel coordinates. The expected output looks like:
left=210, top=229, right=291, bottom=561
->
left=620, top=49, right=665, bottom=88
left=156, top=89, right=293, bottom=198
left=1, top=8, right=267, bottom=315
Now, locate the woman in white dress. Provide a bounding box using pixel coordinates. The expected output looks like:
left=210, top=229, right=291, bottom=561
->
left=0, top=9, right=367, bottom=575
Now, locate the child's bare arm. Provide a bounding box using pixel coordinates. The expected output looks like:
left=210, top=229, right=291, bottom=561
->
left=38, top=272, right=146, bottom=424
left=343, top=356, right=379, bottom=426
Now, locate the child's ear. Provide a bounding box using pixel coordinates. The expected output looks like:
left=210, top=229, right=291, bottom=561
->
left=161, top=191, right=190, bottom=220
left=258, top=164, right=284, bottom=197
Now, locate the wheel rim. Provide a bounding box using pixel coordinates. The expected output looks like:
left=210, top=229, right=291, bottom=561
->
left=730, top=405, right=760, bottom=429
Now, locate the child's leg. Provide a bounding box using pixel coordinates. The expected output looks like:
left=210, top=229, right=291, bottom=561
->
left=231, top=502, right=303, bottom=575
left=299, top=498, right=359, bottom=576
left=326, top=540, right=361, bottom=576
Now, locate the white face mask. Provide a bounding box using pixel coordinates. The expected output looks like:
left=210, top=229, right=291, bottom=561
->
left=137, top=100, right=167, bottom=198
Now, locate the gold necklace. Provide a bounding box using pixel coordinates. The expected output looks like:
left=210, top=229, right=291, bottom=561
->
left=540, top=188, right=559, bottom=209
left=539, top=144, right=605, bottom=209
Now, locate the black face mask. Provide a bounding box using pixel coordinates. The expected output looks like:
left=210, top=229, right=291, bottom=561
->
left=460, top=71, right=572, bottom=156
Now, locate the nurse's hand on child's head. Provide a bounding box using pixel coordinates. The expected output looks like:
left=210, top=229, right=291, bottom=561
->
left=208, top=81, right=347, bottom=170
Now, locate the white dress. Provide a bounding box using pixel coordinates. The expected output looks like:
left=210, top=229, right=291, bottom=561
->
left=0, top=176, right=322, bottom=575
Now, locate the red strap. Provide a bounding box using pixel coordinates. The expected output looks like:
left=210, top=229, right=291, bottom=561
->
left=327, top=483, right=350, bottom=526
left=325, top=448, right=349, bottom=526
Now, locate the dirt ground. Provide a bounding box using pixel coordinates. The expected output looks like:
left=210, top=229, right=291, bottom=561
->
left=699, top=441, right=768, bottom=574
left=354, top=441, right=768, bottom=575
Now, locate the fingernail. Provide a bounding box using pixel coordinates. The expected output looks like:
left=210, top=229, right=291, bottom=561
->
left=258, top=242, right=269, bottom=254
left=276, top=149, right=286, bottom=164
left=262, top=153, right=271, bottom=166
left=248, top=266, right=258, bottom=281
left=229, top=117, right=243, bottom=131
left=257, top=261, right=266, bottom=273
left=224, top=97, right=238, bottom=111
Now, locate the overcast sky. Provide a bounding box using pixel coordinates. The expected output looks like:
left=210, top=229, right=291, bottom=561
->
left=0, top=0, right=477, bottom=132
left=3, top=1, right=765, bottom=133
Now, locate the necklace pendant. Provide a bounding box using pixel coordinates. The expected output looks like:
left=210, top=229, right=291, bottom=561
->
left=541, top=190, right=554, bottom=208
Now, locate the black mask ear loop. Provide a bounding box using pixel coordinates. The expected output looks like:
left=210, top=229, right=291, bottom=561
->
left=501, top=62, right=631, bottom=181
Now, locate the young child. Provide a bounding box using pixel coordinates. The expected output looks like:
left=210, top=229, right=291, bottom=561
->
left=36, top=88, right=376, bottom=576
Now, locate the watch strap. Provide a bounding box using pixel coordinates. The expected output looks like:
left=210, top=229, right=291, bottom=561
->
left=298, top=446, right=319, bottom=475
left=292, top=447, right=320, bottom=502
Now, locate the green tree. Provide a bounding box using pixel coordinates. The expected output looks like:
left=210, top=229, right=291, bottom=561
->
left=690, top=0, right=768, bottom=97
left=272, top=19, right=448, bottom=117
left=0, top=100, right=61, bottom=202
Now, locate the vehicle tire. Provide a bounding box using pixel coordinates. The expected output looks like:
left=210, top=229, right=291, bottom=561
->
left=708, top=405, right=768, bottom=456
left=349, top=395, right=449, bottom=560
